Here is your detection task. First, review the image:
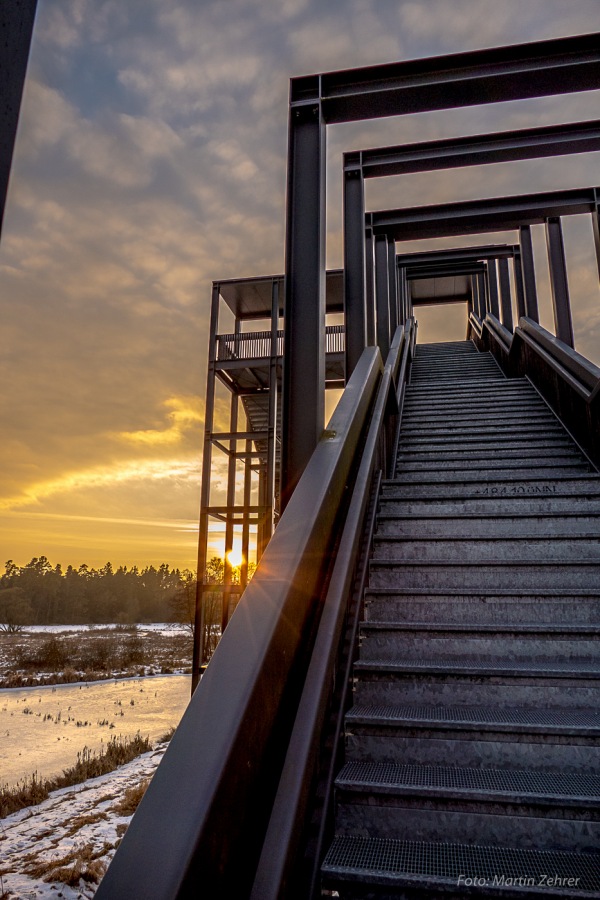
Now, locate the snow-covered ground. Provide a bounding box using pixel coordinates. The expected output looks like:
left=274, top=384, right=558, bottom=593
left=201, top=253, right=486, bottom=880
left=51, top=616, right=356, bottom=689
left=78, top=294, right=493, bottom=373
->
left=23, top=623, right=189, bottom=636
left=0, top=743, right=166, bottom=898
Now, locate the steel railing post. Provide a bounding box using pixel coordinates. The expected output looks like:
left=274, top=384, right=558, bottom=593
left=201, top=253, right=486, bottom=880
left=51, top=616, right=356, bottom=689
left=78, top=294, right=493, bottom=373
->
left=546, top=216, right=574, bottom=347
left=519, top=224, right=539, bottom=322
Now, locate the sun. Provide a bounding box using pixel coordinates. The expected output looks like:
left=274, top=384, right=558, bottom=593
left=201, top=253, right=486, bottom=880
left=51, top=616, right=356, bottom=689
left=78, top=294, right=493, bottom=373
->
left=227, top=548, right=243, bottom=568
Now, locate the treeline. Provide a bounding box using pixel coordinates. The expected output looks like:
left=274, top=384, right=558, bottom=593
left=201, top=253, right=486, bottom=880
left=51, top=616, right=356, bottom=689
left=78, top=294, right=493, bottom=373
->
left=0, top=556, right=195, bottom=627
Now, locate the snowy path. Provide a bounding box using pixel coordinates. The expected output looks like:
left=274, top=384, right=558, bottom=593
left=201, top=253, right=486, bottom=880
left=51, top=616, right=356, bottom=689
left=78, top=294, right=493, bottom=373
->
left=0, top=744, right=166, bottom=898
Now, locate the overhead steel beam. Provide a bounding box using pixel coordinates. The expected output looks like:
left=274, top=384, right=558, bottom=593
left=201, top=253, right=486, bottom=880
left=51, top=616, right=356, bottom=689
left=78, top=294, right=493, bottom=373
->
left=397, top=244, right=518, bottom=267
left=292, top=33, right=600, bottom=124
left=345, top=119, right=600, bottom=179
left=406, top=263, right=486, bottom=280
left=368, top=187, right=598, bottom=241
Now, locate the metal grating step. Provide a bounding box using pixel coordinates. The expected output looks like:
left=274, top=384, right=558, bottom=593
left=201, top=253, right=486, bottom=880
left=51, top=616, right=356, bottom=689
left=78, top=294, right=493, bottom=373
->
left=355, top=658, right=600, bottom=677
left=322, top=835, right=600, bottom=894
left=336, top=761, right=600, bottom=801
left=346, top=704, right=600, bottom=731
left=361, top=623, right=600, bottom=636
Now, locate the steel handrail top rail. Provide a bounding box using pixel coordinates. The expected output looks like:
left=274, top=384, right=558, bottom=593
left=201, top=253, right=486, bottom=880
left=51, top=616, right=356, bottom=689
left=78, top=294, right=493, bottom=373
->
left=95, top=344, right=385, bottom=900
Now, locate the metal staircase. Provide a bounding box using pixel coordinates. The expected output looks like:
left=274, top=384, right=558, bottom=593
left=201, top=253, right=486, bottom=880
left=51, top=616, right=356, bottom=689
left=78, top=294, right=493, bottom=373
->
left=322, top=340, right=600, bottom=897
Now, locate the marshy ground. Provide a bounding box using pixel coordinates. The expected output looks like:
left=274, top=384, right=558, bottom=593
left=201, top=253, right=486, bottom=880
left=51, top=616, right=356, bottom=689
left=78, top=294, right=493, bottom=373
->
left=0, top=624, right=193, bottom=689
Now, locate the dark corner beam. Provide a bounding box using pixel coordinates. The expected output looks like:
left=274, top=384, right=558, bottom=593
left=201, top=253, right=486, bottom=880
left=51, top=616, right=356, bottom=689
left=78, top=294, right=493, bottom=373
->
left=0, top=0, right=38, bottom=239
left=345, top=119, right=600, bottom=179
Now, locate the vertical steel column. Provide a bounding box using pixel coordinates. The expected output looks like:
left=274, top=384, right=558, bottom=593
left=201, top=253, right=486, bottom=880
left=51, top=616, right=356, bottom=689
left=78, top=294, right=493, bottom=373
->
left=240, top=438, right=252, bottom=590
left=545, top=217, right=574, bottom=347
left=256, top=470, right=268, bottom=560
left=513, top=250, right=526, bottom=320
left=222, top=383, right=239, bottom=632
left=193, top=284, right=221, bottom=693
left=592, top=191, right=600, bottom=282
left=487, top=260, right=500, bottom=319
left=343, top=160, right=366, bottom=378
left=477, top=271, right=488, bottom=318
left=397, top=265, right=406, bottom=325
left=387, top=239, right=398, bottom=335
left=403, top=269, right=412, bottom=319
left=365, top=226, right=376, bottom=345
left=282, top=94, right=326, bottom=508
left=498, top=257, right=514, bottom=331
left=264, top=279, right=279, bottom=550
left=519, top=225, right=539, bottom=322
left=471, top=276, right=479, bottom=318
left=375, top=234, right=390, bottom=358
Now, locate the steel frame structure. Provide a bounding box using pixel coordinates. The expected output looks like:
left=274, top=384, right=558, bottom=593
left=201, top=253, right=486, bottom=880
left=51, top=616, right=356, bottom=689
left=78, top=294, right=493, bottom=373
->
left=283, top=31, right=600, bottom=500
left=368, top=187, right=600, bottom=351
left=345, top=121, right=600, bottom=376
left=192, top=274, right=345, bottom=683
left=396, top=244, right=520, bottom=333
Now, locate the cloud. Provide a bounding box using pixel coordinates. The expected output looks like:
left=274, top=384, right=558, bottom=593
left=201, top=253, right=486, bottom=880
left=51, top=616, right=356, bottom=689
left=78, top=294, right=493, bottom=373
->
left=3, top=0, right=600, bottom=568
left=118, top=397, right=203, bottom=446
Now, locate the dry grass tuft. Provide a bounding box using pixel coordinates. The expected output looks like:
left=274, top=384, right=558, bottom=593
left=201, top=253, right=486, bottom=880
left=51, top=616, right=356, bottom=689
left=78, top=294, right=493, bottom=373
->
left=112, top=778, right=150, bottom=817
left=64, top=811, right=108, bottom=837
left=25, top=841, right=113, bottom=885
left=0, top=733, right=151, bottom=819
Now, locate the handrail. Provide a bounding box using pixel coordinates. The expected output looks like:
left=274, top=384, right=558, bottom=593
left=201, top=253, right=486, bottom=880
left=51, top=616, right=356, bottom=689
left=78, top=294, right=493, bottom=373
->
left=518, top=316, right=600, bottom=394
left=250, top=321, right=415, bottom=899
left=96, top=346, right=384, bottom=900
left=216, top=323, right=345, bottom=361
left=468, top=312, right=600, bottom=467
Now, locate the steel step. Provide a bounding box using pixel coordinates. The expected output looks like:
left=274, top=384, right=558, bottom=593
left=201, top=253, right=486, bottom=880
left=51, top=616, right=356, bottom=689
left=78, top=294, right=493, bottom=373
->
left=395, top=458, right=587, bottom=474
left=396, top=444, right=578, bottom=460
left=399, top=421, right=564, bottom=437
left=380, top=475, right=600, bottom=499
left=368, top=559, right=600, bottom=590
left=359, top=628, right=599, bottom=661
left=322, top=835, right=600, bottom=896
left=371, top=535, right=600, bottom=561
left=346, top=704, right=600, bottom=734
left=392, top=468, right=592, bottom=483
left=335, top=761, right=600, bottom=805
left=375, top=514, right=600, bottom=538
left=353, top=661, right=600, bottom=708
left=402, top=409, right=554, bottom=425
left=398, top=432, right=569, bottom=450
left=363, top=590, right=600, bottom=626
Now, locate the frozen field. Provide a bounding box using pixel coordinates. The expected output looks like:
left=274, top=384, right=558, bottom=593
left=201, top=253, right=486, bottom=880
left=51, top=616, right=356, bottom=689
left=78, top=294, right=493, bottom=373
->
left=1, top=674, right=191, bottom=788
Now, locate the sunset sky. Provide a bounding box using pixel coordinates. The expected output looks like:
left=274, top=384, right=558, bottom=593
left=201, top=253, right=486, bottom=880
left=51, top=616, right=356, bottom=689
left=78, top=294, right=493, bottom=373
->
left=2, top=0, right=600, bottom=572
